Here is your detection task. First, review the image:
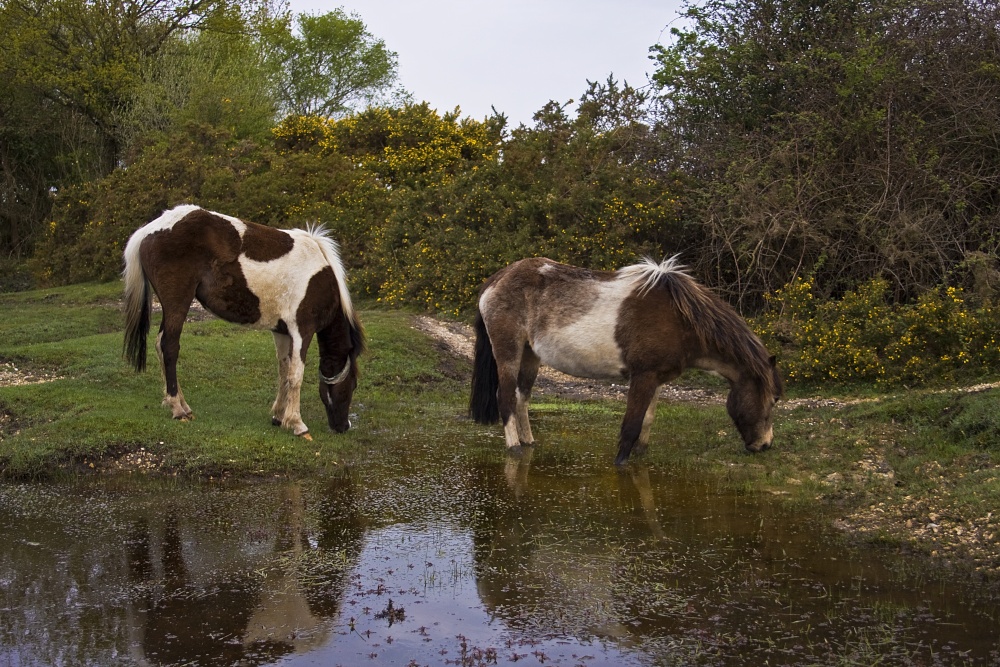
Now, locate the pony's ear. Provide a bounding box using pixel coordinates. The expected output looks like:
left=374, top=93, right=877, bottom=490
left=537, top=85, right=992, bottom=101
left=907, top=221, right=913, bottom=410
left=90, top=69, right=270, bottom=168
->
left=769, top=355, right=777, bottom=367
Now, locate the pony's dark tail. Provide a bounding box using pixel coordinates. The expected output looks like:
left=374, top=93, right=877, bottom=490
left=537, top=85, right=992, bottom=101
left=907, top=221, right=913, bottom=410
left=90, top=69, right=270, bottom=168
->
left=122, top=245, right=152, bottom=373
left=469, top=309, right=500, bottom=424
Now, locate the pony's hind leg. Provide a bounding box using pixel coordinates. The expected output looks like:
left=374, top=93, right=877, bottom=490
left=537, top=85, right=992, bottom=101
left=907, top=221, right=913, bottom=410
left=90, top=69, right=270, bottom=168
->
left=515, top=348, right=540, bottom=446
left=270, top=331, right=292, bottom=426
left=155, top=311, right=193, bottom=420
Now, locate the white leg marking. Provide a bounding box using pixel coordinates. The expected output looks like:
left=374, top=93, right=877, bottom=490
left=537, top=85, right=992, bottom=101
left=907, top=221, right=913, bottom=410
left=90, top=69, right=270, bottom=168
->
left=156, top=330, right=192, bottom=419
left=503, top=417, right=521, bottom=449
left=281, top=336, right=309, bottom=436
left=515, top=388, right=534, bottom=445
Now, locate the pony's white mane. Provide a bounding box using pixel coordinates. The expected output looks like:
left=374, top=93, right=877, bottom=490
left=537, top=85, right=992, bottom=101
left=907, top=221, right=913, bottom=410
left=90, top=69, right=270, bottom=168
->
left=617, top=255, right=689, bottom=296
left=299, top=223, right=357, bottom=326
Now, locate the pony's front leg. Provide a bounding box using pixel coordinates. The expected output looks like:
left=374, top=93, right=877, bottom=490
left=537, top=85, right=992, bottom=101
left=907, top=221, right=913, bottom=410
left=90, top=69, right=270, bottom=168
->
left=614, top=373, right=661, bottom=465
left=280, top=335, right=311, bottom=439
left=156, top=321, right=193, bottom=420
left=270, top=331, right=292, bottom=426
left=632, top=389, right=662, bottom=457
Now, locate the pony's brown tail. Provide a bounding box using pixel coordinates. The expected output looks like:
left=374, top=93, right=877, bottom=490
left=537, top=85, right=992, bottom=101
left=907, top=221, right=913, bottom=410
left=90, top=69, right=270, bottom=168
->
left=122, top=237, right=152, bottom=372
left=469, top=309, right=500, bottom=424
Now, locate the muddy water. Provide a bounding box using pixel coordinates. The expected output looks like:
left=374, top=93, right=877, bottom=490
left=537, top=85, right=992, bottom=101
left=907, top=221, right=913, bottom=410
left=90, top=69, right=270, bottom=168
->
left=2, top=426, right=999, bottom=666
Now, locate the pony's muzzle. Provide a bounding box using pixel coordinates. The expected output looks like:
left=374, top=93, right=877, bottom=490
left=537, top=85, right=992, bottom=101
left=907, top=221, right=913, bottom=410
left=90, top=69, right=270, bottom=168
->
left=745, top=440, right=772, bottom=453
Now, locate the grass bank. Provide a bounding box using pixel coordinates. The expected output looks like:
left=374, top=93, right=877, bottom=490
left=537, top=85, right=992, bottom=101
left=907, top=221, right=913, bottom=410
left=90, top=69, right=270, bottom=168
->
left=0, top=281, right=468, bottom=478
left=2, top=281, right=999, bottom=575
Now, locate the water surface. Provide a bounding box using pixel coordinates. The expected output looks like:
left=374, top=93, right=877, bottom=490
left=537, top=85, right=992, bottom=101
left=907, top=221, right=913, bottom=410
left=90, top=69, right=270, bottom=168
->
left=2, top=420, right=998, bottom=666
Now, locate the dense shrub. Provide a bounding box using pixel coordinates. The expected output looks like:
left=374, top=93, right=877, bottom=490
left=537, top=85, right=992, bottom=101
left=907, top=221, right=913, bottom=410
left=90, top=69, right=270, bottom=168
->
left=35, top=90, right=685, bottom=313
left=29, top=123, right=274, bottom=283
left=755, top=276, right=1000, bottom=388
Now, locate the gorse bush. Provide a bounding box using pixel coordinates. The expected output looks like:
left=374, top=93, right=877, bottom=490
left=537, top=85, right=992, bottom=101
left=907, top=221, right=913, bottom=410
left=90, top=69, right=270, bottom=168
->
left=32, top=85, right=686, bottom=318
left=755, top=276, right=1000, bottom=388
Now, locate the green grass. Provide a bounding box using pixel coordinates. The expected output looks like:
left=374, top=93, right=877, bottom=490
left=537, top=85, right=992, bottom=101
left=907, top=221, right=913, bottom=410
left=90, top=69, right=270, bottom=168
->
left=0, top=282, right=471, bottom=478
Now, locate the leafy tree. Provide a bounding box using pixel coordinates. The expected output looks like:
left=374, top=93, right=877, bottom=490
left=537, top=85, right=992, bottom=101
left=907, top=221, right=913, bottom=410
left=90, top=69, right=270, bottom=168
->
left=264, top=9, right=405, bottom=117
left=651, top=0, right=1000, bottom=308
left=124, top=24, right=281, bottom=148
left=0, top=0, right=275, bottom=260
left=1, top=0, right=235, bottom=173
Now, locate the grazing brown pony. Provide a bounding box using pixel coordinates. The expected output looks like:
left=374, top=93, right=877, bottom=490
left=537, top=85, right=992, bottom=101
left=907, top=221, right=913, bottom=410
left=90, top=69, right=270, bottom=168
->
left=469, top=257, right=783, bottom=464
left=122, top=205, right=364, bottom=439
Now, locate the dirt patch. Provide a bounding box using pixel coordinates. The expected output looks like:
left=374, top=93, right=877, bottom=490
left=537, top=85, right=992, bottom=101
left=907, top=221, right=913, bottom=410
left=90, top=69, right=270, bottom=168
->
left=95, top=446, right=170, bottom=475
left=410, top=315, right=725, bottom=405
left=0, top=361, right=64, bottom=387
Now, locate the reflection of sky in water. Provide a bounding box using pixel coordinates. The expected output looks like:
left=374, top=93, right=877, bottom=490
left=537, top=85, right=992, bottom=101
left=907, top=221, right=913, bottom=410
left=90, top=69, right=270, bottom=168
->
left=285, top=522, right=640, bottom=666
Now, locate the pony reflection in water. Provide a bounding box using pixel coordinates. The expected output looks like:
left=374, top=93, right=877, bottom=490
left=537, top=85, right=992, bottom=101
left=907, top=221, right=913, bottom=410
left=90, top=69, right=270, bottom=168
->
left=469, top=257, right=783, bottom=464
left=122, top=205, right=364, bottom=439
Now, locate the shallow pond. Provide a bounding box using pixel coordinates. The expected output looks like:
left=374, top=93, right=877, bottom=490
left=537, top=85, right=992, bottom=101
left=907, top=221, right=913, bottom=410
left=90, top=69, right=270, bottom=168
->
left=2, top=416, right=999, bottom=666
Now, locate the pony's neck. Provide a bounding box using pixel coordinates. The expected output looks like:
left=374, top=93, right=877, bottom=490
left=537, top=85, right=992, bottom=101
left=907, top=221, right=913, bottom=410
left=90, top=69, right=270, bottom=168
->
left=692, top=357, right=742, bottom=386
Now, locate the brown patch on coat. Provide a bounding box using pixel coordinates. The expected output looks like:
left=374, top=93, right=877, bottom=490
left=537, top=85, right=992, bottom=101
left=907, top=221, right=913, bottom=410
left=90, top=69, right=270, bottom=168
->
left=482, top=257, right=614, bottom=334
left=301, top=266, right=364, bottom=378
left=615, top=289, right=703, bottom=382
left=241, top=222, right=295, bottom=262
left=297, top=266, right=339, bottom=336
left=141, top=209, right=261, bottom=325
left=630, top=269, right=781, bottom=397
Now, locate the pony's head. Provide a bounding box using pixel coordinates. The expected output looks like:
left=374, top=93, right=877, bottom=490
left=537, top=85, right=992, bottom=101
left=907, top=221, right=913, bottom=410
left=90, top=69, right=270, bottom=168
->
left=319, top=354, right=358, bottom=432
left=318, top=318, right=364, bottom=433
left=726, top=356, right=783, bottom=453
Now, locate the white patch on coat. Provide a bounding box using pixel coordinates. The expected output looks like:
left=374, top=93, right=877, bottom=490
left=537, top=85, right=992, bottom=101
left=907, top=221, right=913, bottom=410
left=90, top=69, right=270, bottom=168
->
left=240, top=233, right=327, bottom=330
left=479, top=284, right=497, bottom=316
left=531, top=276, right=633, bottom=379
left=293, top=226, right=357, bottom=326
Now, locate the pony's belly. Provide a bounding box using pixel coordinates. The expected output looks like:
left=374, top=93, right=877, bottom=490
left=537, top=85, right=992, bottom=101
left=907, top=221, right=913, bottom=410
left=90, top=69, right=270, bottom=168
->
left=533, top=330, right=625, bottom=380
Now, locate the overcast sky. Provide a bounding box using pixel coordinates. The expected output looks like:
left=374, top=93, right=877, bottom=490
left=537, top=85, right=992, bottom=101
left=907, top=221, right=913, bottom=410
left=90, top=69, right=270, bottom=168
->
left=285, top=0, right=687, bottom=128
